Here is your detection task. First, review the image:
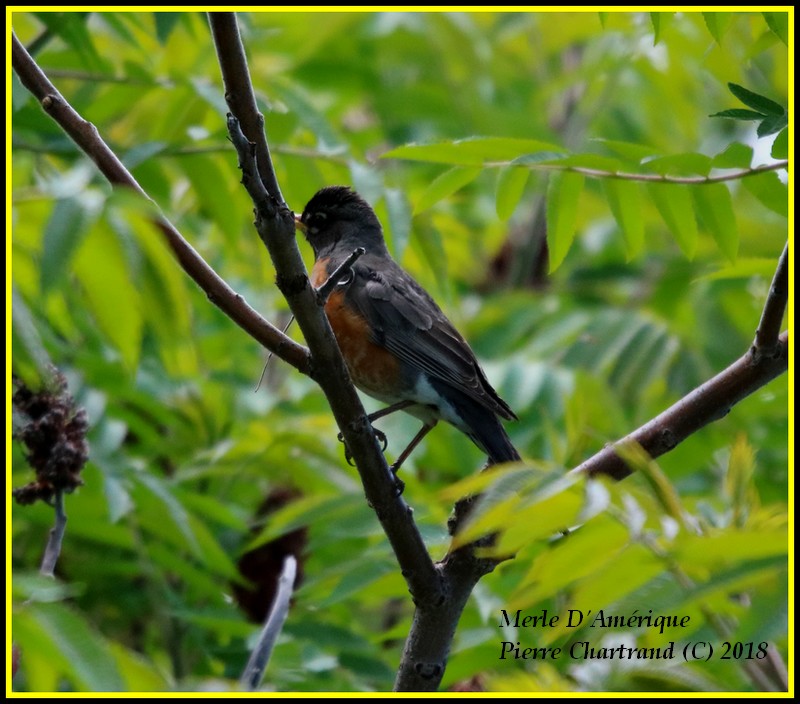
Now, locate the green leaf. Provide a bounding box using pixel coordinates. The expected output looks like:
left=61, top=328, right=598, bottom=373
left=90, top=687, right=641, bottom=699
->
left=762, top=12, right=789, bottom=45
left=650, top=12, right=673, bottom=45
left=726, top=434, right=757, bottom=528
left=743, top=172, right=788, bottom=217
left=109, top=642, right=171, bottom=692
left=727, top=83, right=785, bottom=116
left=34, top=13, right=105, bottom=72
left=135, top=473, right=201, bottom=556
left=674, top=530, right=786, bottom=566
left=700, top=258, right=779, bottom=282
left=647, top=183, right=698, bottom=259
left=41, top=197, right=90, bottom=294
left=546, top=172, right=584, bottom=272
left=592, top=138, right=657, bottom=164
left=383, top=137, right=564, bottom=167
left=603, top=179, right=644, bottom=260
left=644, top=153, right=711, bottom=177
left=495, top=167, right=529, bottom=221
left=692, top=183, right=738, bottom=261
left=757, top=113, right=788, bottom=138
left=154, top=12, right=183, bottom=44
left=771, top=128, right=788, bottom=159
left=11, top=288, right=52, bottom=380
left=72, top=222, right=143, bottom=370
left=702, top=12, right=732, bottom=44
left=414, top=166, right=481, bottom=214
left=381, top=187, right=412, bottom=261
left=28, top=603, right=126, bottom=690
left=712, top=142, right=753, bottom=169
left=710, top=108, right=766, bottom=121
left=181, top=154, right=238, bottom=241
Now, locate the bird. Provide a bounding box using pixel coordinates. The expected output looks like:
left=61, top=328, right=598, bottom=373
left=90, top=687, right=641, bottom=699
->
left=294, top=186, right=520, bottom=473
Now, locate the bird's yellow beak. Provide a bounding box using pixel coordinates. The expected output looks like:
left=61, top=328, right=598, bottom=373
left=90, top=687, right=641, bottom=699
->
left=294, top=213, right=306, bottom=233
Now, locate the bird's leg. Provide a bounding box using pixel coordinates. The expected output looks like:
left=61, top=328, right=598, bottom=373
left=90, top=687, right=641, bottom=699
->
left=337, top=399, right=416, bottom=464
left=389, top=421, right=437, bottom=476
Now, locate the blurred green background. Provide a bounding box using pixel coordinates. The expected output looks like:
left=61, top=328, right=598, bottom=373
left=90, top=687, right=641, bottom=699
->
left=11, top=11, right=788, bottom=692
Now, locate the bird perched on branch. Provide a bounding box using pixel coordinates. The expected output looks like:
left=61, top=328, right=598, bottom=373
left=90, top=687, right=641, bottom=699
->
left=295, top=186, right=520, bottom=473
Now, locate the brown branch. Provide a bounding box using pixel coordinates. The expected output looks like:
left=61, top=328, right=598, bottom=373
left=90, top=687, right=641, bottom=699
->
left=753, top=242, right=788, bottom=357
left=240, top=555, right=297, bottom=691
left=573, top=240, right=790, bottom=480
left=11, top=31, right=309, bottom=375
left=536, top=160, right=788, bottom=185
left=476, top=159, right=789, bottom=184
left=208, top=12, right=283, bottom=203
left=211, top=15, right=442, bottom=607
left=571, top=331, right=788, bottom=480
left=40, top=491, right=67, bottom=577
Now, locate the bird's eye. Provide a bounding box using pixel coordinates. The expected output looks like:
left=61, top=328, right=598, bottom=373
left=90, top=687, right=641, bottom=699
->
left=306, top=211, right=328, bottom=235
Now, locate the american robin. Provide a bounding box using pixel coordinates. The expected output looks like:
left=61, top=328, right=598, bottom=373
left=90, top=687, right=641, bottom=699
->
left=295, top=186, right=520, bottom=472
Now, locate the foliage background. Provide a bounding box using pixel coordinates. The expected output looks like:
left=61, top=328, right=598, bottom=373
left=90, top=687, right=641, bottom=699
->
left=10, top=10, right=789, bottom=692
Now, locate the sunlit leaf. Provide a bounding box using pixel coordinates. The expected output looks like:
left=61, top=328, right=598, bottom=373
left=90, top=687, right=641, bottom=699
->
left=603, top=179, right=644, bottom=259
left=495, top=166, right=529, bottom=220
left=72, top=222, right=143, bottom=370
left=711, top=142, right=752, bottom=169
left=742, top=171, right=788, bottom=217
left=383, top=137, right=564, bottom=166
left=702, top=12, right=731, bottom=44
left=26, top=603, right=126, bottom=691
left=691, top=183, right=738, bottom=261
left=771, top=128, right=788, bottom=159
left=762, top=11, right=789, bottom=45
left=647, top=183, right=698, bottom=258
left=414, top=166, right=481, bottom=214
left=546, top=171, right=584, bottom=272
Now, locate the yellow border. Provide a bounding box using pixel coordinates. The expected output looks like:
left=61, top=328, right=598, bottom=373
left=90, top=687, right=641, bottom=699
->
left=7, top=6, right=794, bottom=698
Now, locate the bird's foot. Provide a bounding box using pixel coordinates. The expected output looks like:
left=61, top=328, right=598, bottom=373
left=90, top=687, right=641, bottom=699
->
left=337, top=426, right=388, bottom=466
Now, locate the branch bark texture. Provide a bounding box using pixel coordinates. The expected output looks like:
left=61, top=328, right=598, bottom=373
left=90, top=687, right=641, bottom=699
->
left=208, top=14, right=442, bottom=606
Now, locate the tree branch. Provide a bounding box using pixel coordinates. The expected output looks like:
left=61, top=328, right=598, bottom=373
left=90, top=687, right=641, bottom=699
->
left=753, top=242, right=788, bottom=357
left=208, top=12, right=283, bottom=203
left=240, top=555, right=297, bottom=691
left=571, top=331, right=787, bottom=480
left=571, top=239, right=789, bottom=480
left=210, top=15, right=442, bottom=606
left=39, top=490, right=67, bottom=577
left=478, top=160, right=788, bottom=184
left=11, top=31, right=309, bottom=375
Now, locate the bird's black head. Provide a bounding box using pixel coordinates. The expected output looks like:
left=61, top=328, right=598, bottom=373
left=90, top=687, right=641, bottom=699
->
left=296, top=186, right=386, bottom=257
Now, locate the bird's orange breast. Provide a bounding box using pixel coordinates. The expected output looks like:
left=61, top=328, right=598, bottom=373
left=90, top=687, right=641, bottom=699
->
left=312, top=258, right=401, bottom=400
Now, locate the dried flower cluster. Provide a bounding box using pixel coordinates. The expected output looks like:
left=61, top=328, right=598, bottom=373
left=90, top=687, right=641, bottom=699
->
left=12, top=372, right=89, bottom=505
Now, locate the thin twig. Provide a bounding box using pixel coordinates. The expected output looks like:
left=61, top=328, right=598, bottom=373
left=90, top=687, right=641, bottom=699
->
left=240, top=555, right=297, bottom=691
left=315, top=247, right=365, bottom=305
left=478, top=160, right=788, bottom=184
left=40, top=491, right=66, bottom=577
